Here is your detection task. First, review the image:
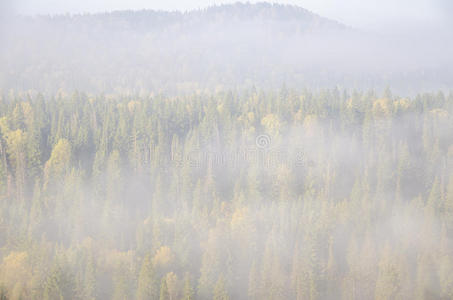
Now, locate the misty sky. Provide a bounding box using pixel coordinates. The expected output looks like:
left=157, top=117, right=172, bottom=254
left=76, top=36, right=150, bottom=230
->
left=6, top=0, right=453, bottom=33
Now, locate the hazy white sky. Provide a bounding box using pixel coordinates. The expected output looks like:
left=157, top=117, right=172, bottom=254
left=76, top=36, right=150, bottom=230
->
left=8, top=0, right=453, bottom=32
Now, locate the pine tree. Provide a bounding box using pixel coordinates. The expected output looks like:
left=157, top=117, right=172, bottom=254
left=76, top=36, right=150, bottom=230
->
left=375, top=245, right=401, bottom=300
left=182, top=273, right=194, bottom=300
left=159, top=277, right=169, bottom=300
left=248, top=261, right=259, bottom=300
left=113, top=260, right=133, bottom=300
left=137, top=254, right=158, bottom=300
left=84, top=254, right=97, bottom=300
left=213, top=276, right=229, bottom=300
left=444, top=174, right=453, bottom=232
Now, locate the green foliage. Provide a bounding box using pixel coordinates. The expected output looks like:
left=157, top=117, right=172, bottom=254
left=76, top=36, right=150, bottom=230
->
left=0, top=89, right=451, bottom=299
left=137, top=254, right=158, bottom=300
left=182, top=273, right=195, bottom=300
left=159, top=277, right=169, bottom=300
left=213, top=276, right=229, bottom=300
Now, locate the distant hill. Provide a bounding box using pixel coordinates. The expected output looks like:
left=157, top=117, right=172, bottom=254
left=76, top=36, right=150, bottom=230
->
left=47, top=3, right=346, bottom=34
left=0, top=2, right=451, bottom=94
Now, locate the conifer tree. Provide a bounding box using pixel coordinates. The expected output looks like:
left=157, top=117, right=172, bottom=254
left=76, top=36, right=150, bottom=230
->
left=137, top=254, right=158, bottom=300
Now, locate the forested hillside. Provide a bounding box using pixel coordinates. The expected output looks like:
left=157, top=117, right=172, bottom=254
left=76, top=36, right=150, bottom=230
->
left=0, top=89, right=453, bottom=299
left=1, top=3, right=452, bottom=94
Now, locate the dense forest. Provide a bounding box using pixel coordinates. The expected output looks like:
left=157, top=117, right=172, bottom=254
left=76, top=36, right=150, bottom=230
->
left=0, top=88, right=453, bottom=299
left=1, top=1, right=453, bottom=299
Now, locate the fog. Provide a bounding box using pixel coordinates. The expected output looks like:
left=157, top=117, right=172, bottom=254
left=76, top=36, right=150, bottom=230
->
left=0, top=2, right=453, bottom=300
left=11, top=0, right=453, bottom=31
left=1, top=88, right=452, bottom=299
left=1, top=2, right=452, bottom=95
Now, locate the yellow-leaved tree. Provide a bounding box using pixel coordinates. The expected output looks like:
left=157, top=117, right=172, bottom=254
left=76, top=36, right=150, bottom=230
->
left=0, top=251, right=31, bottom=300
left=43, top=139, right=72, bottom=189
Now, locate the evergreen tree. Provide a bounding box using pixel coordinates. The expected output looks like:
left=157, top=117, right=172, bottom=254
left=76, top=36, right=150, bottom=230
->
left=159, top=277, right=169, bottom=300
left=137, top=254, right=158, bottom=300
left=182, top=273, right=194, bottom=300
left=213, top=276, right=229, bottom=300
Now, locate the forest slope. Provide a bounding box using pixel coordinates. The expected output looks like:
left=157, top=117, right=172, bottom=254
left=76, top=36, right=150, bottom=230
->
left=1, top=3, right=452, bottom=94
left=0, top=89, right=452, bottom=299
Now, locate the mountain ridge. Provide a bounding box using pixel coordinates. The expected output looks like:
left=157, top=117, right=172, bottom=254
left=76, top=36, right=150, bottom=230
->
left=1, top=2, right=451, bottom=94
left=30, top=2, right=347, bottom=35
